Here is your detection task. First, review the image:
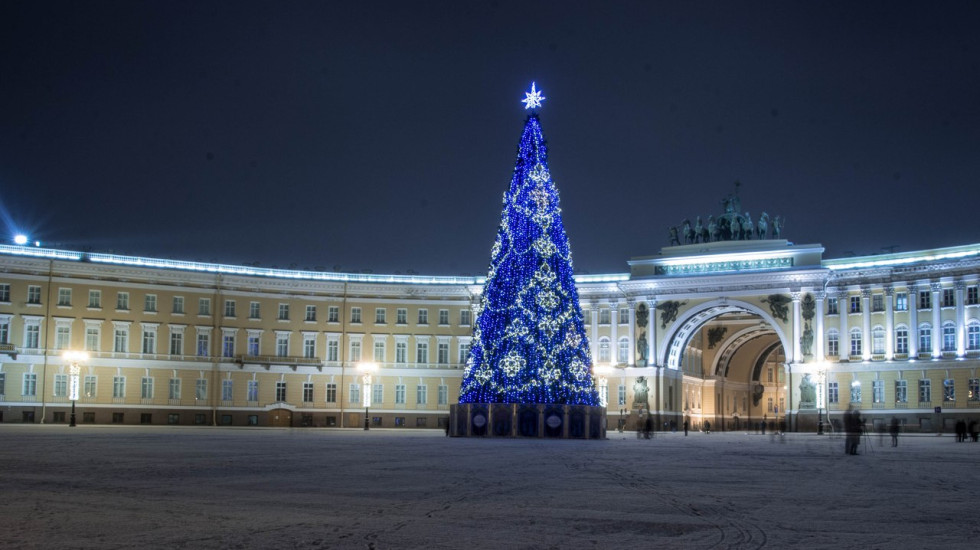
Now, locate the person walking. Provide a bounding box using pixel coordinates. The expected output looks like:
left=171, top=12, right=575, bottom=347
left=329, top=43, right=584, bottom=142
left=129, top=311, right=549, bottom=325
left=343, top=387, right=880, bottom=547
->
left=889, top=417, right=900, bottom=447
left=683, top=419, right=689, bottom=436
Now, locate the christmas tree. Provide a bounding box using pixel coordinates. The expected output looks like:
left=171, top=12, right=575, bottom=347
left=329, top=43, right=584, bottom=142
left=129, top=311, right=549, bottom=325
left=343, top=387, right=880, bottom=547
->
left=458, top=84, right=599, bottom=406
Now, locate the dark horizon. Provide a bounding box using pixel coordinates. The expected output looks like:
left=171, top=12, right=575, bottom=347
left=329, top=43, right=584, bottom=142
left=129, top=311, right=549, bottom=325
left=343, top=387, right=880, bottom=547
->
left=3, top=2, right=979, bottom=275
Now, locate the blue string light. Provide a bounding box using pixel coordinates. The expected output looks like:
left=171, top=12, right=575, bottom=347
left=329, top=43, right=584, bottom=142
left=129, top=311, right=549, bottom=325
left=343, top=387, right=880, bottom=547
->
left=458, top=110, right=599, bottom=406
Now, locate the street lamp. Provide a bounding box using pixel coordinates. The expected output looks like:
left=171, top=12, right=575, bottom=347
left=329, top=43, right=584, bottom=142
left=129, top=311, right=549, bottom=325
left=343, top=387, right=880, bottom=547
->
left=63, top=350, right=89, bottom=427
left=594, top=364, right=612, bottom=437
left=816, top=368, right=827, bottom=435
left=357, top=362, right=377, bottom=430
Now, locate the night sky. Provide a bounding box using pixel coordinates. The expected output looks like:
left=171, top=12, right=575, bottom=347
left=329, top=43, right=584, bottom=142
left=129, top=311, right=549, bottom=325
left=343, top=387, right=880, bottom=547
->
left=2, top=2, right=979, bottom=276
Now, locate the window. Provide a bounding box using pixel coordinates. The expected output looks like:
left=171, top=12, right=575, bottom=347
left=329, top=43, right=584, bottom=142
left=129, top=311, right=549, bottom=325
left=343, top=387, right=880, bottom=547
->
left=826, top=330, right=839, bottom=357
left=373, top=384, right=383, bottom=404
left=141, top=377, right=154, bottom=399
left=919, top=290, right=931, bottom=310
left=85, top=289, right=100, bottom=308
left=222, top=333, right=235, bottom=358
left=458, top=342, right=471, bottom=365
left=395, top=384, right=406, bottom=404
left=374, top=340, right=385, bottom=363
left=57, top=288, right=71, bottom=306
left=418, top=309, right=428, bottom=325
left=349, top=383, right=360, bottom=404
left=325, top=383, right=337, bottom=403
left=849, top=296, right=861, bottom=314
left=144, top=294, right=157, bottom=312
left=55, top=325, right=70, bottom=350
left=276, top=333, right=289, bottom=357
left=849, top=329, right=862, bottom=357
left=850, top=381, right=861, bottom=403
left=895, top=380, right=908, bottom=403
left=968, top=286, right=979, bottom=306
left=895, top=326, right=909, bottom=355
left=396, top=341, right=407, bottom=364
left=54, top=374, right=67, bottom=397
left=25, top=322, right=40, bottom=349
left=943, top=322, right=956, bottom=352
left=195, top=379, right=207, bottom=400
left=598, top=337, right=611, bottom=362
left=872, top=380, right=884, bottom=403
left=350, top=339, right=362, bottom=362
left=327, top=339, right=338, bottom=362
left=28, top=285, right=42, bottom=305
left=199, top=298, right=211, bottom=316
left=416, top=341, right=428, bottom=364
left=117, top=291, right=129, bottom=310
left=350, top=307, right=361, bottom=324
left=328, top=306, right=339, bottom=323
left=872, top=326, right=885, bottom=355
left=249, top=301, right=260, bottom=319
left=438, top=385, right=448, bottom=405
left=83, top=375, right=96, bottom=398
left=872, top=294, right=884, bottom=312
left=918, top=379, right=931, bottom=403
left=169, top=378, right=181, bottom=400
left=142, top=327, right=156, bottom=354
left=460, top=309, right=472, bottom=326
left=375, top=308, right=386, bottom=324
left=417, top=384, right=427, bottom=405
left=969, top=321, right=980, bottom=351
left=244, top=334, right=258, bottom=356
left=173, top=296, right=184, bottom=314
left=305, top=305, right=316, bottom=322
left=943, top=288, right=955, bottom=308
left=21, top=373, right=37, bottom=396
left=396, top=308, right=407, bottom=324
left=617, top=384, right=626, bottom=406
left=113, top=376, right=125, bottom=398
left=919, top=325, right=932, bottom=353
left=197, top=332, right=210, bottom=357
left=969, top=379, right=980, bottom=401
left=303, top=335, right=316, bottom=359
left=170, top=331, right=183, bottom=355
left=828, top=382, right=839, bottom=404
left=619, top=308, right=629, bottom=324
left=275, top=381, right=287, bottom=402
left=112, top=412, right=124, bottom=423
left=278, top=304, right=289, bottom=321
left=599, top=309, right=610, bottom=324
left=943, top=379, right=955, bottom=402
left=0, top=283, right=9, bottom=302
left=114, top=327, right=129, bottom=353
left=895, top=292, right=908, bottom=311
left=439, top=309, right=449, bottom=325
left=826, top=297, right=838, bottom=315
left=303, top=382, right=314, bottom=403
left=437, top=342, right=449, bottom=364
left=224, top=300, right=236, bottom=317
left=767, top=397, right=773, bottom=412
left=617, top=337, right=629, bottom=364
left=767, top=366, right=774, bottom=383
left=247, top=380, right=258, bottom=402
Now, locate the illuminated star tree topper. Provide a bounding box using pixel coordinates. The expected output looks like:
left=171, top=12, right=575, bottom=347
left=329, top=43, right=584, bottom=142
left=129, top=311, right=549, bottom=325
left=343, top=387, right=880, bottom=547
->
left=522, top=82, right=546, bottom=110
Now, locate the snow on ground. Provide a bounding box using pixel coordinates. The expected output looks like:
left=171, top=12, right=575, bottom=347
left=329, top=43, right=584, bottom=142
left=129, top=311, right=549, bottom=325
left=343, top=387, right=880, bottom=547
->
left=1, top=425, right=978, bottom=549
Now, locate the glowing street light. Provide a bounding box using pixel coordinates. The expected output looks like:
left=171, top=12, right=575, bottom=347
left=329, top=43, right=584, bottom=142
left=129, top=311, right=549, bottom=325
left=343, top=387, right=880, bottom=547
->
left=13, top=234, right=28, bottom=245
left=63, top=350, right=89, bottom=427
left=593, top=364, right=613, bottom=408
left=357, top=362, right=378, bottom=430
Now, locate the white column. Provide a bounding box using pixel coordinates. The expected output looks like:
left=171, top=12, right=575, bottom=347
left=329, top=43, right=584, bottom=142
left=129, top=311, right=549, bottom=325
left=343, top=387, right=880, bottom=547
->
left=627, top=302, right=636, bottom=367
left=590, top=304, right=599, bottom=365
left=931, top=282, right=942, bottom=358
left=610, top=305, right=619, bottom=365
left=838, top=289, right=849, bottom=359
left=956, top=280, right=966, bottom=358
left=791, top=292, right=802, bottom=363
left=908, top=283, right=919, bottom=357
left=814, top=291, right=825, bottom=362
left=861, top=288, right=872, bottom=361
left=884, top=285, right=895, bottom=360
left=648, top=299, right=658, bottom=367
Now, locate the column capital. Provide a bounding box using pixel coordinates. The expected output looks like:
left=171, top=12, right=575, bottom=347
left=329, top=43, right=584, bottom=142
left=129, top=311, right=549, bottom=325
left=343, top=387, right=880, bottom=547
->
left=931, top=281, right=943, bottom=293
left=861, top=288, right=872, bottom=299
left=814, top=290, right=826, bottom=301
left=790, top=291, right=802, bottom=302
left=955, top=280, right=966, bottom=291
left=883, top=285, right=894, bottom=296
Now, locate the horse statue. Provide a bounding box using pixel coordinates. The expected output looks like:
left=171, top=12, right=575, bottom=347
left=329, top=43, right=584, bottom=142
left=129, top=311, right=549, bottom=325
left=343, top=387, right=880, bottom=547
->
left=693, top=216, right=704, bottom=243
left=742, top=212, right=754, bottom=240
left=707, top=215, right=717, bottom=243
left=682, top=219, right=694, bottom=244
left=732, top=216, right=743, bottom=241
left=757, top=212, right=769, bottom=239
left=669, top=226, right=681, bottom=246
left=773, top=215, right=783, bottom=238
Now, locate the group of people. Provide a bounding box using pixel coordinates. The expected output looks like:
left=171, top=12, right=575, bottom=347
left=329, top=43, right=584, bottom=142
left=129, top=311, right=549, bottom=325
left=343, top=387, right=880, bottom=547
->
left=954, top=419, right=980, bottom=442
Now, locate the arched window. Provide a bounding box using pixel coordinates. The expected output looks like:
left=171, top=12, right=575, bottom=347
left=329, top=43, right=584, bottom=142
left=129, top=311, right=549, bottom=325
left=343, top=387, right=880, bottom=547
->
left=919, top=323, right=932, bottom=353
left=849, top=328, right=862, bottom=357
left=598, top=337, right=611, bottom=362
left=872, top=325, right=886, bottom=355
left=968, top=320, right=980, bottom=351
left=826, top=329, right=839, bottom=357
left=895, top=325, right=909, bottom=355
left=942, top=321, right=956, bottom=352
left=617, top=337, right=630, bottom=364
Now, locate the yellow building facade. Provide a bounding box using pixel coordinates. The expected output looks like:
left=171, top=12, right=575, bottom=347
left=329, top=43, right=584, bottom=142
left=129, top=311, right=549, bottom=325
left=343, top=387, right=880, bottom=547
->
left=2, top=239, right=980, bottom=433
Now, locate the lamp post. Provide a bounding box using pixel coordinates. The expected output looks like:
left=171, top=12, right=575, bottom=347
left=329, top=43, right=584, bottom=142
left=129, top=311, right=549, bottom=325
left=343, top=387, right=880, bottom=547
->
left=357, top=362, right=377, bottom=430
left=817, top=368, right=827, bottom=435
left=63, top=350, right=89, bottom=427
left=594, top=364, right=612, bottom=436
